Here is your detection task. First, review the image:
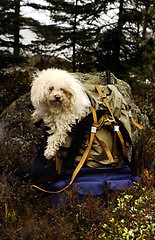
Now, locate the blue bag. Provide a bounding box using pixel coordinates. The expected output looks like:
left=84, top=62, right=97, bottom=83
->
left=49, top=165, right=133, bottom=195
left=48, top=165, right=139, bottom=205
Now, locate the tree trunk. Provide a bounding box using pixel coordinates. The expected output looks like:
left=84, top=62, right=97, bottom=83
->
left=142, top=1, right=149, bottom=39
left=72, top=0, right=78, bottom=72
left=13, top=0, right=20, bottom=57
left=114, top=0, right=124, bottom=73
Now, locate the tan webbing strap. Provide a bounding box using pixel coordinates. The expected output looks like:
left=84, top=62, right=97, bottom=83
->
left=126, top=105, right=143, bottom=130
left=87, top=106, right=115, bottom=163
left=130, top=117, right=144, bottom=130
left=91, top=105, right=98, bottom=124
left=85, top=106, right=98, bottom=163
left=113, top=131, right=117, bottom=158
left=95, top=84, right=127, bottom=159
left=95, top=84, right=115, bottom=120
left=68, top=128, right=96, bottom=184
left=56, top=153, right=59, bottom=172
left=95, top=135, right=114, bottom=163
left=112, top=128, right=128, bottom=159
left=116, top=130, right=127, bottom=158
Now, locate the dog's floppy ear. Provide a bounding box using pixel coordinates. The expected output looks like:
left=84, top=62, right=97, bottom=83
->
left=31, top=82, right=45, bottom=108
left=31, top=72, right=50, bottom=108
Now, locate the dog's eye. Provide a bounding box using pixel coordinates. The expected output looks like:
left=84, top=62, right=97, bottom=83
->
left=49, top=86, right=54, bottom=91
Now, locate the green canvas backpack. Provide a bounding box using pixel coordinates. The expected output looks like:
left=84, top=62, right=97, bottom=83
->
left=56, top=83, right=143, bottom=172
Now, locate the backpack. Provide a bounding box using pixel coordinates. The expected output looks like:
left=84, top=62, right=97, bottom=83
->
left=58, top=84, right=133, bottom=170
left=30, top=83, right=143, bottom=194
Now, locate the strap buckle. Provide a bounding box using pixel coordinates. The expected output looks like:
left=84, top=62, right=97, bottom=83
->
left=91, top=126, right=97, bottom=133
left=128, top=110, right=132, bottom=118
left=114, top=125, right=119, bottom=132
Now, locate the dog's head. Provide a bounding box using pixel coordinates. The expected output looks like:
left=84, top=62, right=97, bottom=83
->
left=31, top=68, right=88, bottom=114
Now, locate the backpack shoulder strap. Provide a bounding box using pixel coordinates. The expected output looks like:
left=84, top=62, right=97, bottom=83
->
left=95, top=84, right=127, bottom=160
left=95, top=84, right=115, bottom=120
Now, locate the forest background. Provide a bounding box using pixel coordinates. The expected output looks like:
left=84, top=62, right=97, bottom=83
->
left=0, top=0, right=154, bottom=80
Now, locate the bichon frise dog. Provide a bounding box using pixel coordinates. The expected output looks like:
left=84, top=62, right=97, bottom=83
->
left=31, top=68, right=91, bottom=159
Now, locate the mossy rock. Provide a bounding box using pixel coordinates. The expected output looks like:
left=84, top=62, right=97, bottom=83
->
left=0, top=93, right=43, bottom=173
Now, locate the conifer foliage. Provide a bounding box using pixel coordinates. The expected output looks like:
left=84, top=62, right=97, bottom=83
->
left=0, top=0, right=154, bottom=83
left=0, top=0, right=42, bottom=67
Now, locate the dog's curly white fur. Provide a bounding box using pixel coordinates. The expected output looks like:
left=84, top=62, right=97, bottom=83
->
left=31, top=68, right=90, bottom=159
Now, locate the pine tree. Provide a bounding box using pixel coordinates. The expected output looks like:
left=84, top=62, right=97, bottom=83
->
left=128, top=0, right=155, bottom=84
left=92, top=0, right=154, bottom=79
left=33, top=0, right=108, bottom=72
left=0, top=0, right=42, bottom=67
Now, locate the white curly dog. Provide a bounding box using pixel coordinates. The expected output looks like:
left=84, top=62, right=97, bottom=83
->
left=31, top=68, right=91, bottom=159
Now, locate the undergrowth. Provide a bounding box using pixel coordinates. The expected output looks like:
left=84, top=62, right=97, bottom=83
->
left=0, top=123, right=154, bottom=239
left=0, top=170, right=154, bottom=240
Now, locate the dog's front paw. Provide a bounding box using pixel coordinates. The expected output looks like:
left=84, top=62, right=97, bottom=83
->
left=44, top=147, right=56, bottom=160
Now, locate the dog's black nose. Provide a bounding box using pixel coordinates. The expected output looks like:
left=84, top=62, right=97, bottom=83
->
left=54, top=94, right=61, bottom=101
